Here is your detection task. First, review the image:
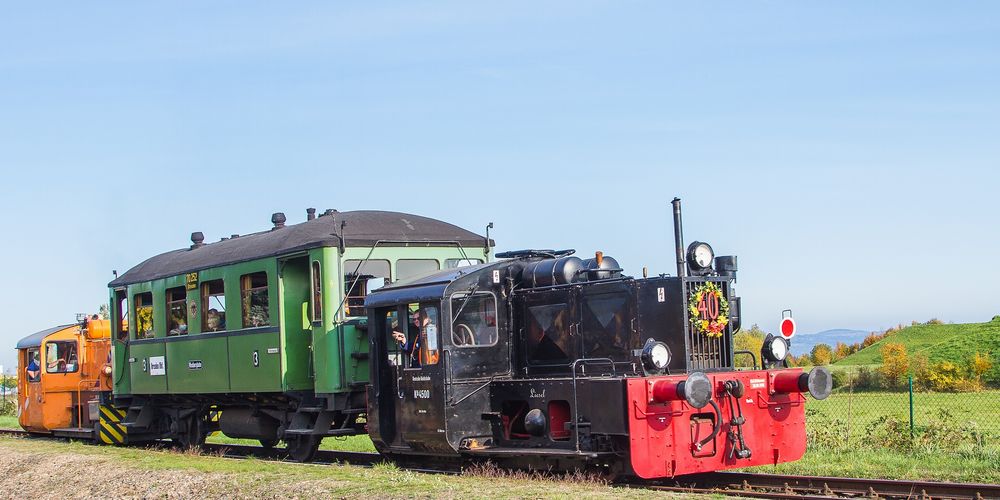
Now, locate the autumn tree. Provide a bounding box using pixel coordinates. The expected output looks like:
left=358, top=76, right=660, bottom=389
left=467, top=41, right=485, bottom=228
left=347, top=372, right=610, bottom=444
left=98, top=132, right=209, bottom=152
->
left=811, top=343, right=833, bottom=366
left=879, top=342, right=909, bottom=388
left=834, top=342, right=852, bottom=361
left=733, top=324, right=767, bottom=368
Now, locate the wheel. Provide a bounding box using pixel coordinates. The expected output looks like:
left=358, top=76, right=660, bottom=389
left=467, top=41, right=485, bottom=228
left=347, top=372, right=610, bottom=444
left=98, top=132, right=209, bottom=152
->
left=173, top=416, right=206, bottom=448
left=285, top=434, right=321, bottom=462
left=259, top=438, right=278, bottom=450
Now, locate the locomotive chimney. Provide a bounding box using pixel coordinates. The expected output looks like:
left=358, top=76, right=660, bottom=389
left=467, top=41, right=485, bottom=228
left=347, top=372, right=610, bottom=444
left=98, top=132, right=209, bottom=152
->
left=190, top=232, right=205, bottom=249
left=271, top=212, right=286, bottom=230
left=671, top=198, right=687, bottom=278
left=306, top=207, right=316, bottom=221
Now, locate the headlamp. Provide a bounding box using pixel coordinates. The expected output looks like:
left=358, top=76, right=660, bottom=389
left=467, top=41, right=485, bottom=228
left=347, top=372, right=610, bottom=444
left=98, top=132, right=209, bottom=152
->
left=641, top=340, right=671, bottom=373
left=762, top=334, right=789, bottom=364
left=687, top=241, right=714, bottom=271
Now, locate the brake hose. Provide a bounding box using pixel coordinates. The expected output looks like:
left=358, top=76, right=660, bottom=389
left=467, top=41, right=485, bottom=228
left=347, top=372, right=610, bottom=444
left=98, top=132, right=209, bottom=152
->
left=695, top=399, right=722, bottom=451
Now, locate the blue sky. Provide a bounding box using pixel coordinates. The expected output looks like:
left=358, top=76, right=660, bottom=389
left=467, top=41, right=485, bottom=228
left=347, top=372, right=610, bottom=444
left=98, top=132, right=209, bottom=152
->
left=1, top=2, right=998, bottom=371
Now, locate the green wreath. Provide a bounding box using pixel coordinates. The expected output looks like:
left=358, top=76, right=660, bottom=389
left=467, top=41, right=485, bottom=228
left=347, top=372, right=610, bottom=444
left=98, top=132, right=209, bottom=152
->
left=688, top=282, right=730, bottom=338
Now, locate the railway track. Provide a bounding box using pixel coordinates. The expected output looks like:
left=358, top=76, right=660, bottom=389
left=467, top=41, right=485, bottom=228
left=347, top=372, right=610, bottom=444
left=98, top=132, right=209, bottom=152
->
left=3, top=428, right=997, bottom=499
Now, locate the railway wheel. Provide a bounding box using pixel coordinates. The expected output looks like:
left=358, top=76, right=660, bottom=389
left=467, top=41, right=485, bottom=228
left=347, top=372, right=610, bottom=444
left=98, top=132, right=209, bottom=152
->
left=285, top=434, right=321, bottom=462
left=174, top=416, right=207, bottom=448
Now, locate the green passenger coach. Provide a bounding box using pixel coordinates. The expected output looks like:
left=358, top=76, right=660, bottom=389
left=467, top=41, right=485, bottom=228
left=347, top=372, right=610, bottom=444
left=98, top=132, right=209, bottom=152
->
left=108, top=209, right=492, bottom=460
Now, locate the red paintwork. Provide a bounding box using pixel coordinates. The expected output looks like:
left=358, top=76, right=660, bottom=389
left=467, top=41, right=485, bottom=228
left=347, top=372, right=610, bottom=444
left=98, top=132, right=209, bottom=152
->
left=627, top=369, right=808, bottom=478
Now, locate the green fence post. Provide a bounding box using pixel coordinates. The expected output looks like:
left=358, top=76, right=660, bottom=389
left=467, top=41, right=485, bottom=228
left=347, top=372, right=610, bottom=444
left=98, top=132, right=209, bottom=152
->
left=908, top=375, right=915, bottom=439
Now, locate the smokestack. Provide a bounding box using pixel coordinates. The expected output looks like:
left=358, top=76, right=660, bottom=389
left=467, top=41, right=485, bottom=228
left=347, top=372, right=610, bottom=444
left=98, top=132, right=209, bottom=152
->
left=190, top=232, right=205, bottom=249
left=306, top=208, right=316, bottom=221
left=671, top=198, right=686, bottom=278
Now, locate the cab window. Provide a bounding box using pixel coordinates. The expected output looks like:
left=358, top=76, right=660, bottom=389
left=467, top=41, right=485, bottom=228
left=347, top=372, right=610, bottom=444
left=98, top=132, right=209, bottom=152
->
left=166, top=286, right=188, bottom=336
left=201, top=280, right=226, bottom=332
left=396, top=259, right=440, bottom=281
left=134, top=292, right=154, bottom=339
left=241, top=272, right=270, bottom=328
left=397, top=303, right=440, bottom=368
left=343, top=259, right=390, bottom=318
left=25, top=348, right=41, bottom=382
left=450, top=293, right=498, bottom=347
left=45, top=341, right=79, bottom=373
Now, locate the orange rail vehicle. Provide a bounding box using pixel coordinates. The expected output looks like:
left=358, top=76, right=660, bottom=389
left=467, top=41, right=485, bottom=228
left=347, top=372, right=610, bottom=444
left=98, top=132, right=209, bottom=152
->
left=15, top=315, right=126, bottom=443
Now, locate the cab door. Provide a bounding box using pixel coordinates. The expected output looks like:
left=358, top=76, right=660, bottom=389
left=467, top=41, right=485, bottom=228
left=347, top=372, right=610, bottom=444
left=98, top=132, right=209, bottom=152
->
left=20, top=348, right=44, bottom=431
left=396, top=303, right=447, bottom=450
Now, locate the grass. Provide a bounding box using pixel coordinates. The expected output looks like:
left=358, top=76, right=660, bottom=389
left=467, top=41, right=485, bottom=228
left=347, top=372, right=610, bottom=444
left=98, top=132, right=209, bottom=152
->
left=0, top=435, right=690, bottom=498
left=0, top=415, right=17, bottom=429
left=206, top=433, right=377, bottom=453
left=747, top=447, right=1000, bottom=484
left=835, top=319, right=1000, bottom=384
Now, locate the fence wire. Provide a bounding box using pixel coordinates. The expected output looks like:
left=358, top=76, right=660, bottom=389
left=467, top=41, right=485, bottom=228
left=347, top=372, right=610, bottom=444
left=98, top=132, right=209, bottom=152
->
left=806, top=371, right=999, bottom=453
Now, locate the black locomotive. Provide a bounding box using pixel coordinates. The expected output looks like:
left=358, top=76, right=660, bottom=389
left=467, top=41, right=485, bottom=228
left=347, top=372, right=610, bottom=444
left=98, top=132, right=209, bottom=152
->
left=365, top=199, right=830, bottom=477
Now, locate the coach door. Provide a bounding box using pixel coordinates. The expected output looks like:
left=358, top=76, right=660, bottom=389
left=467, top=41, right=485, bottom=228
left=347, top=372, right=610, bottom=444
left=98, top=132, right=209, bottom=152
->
left=395, top=303, right=447, bottom=449
left=21, top=347, right=44, bottom=429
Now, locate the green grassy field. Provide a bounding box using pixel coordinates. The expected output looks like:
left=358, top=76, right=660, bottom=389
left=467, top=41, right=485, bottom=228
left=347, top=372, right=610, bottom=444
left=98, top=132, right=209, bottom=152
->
left=835, top=319, right=1000, bottom=384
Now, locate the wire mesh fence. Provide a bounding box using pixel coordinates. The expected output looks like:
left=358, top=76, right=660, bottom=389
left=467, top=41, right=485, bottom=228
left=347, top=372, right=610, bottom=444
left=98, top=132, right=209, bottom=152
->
left=806, top=371, right=1000, bottom=453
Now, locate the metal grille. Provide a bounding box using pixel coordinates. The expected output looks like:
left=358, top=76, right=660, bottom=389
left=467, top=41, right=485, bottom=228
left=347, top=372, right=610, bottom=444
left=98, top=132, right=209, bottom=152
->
left=684, top=278, right=733, bottom=371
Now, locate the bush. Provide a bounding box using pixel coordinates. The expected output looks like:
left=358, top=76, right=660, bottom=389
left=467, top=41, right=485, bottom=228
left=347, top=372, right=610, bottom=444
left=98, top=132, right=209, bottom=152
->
left=854, top=365, right=886, bottom=390
left=926, top=318, right=944, bottom=325
left=0, top=398, right=16, bottom=417
left=925, top=361, right=981, bottom=392
left=805, top=408, right=848, bottom=449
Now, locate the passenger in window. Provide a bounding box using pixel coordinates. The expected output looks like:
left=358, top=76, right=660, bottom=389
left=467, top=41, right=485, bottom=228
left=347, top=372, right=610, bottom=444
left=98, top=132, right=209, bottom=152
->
left=392, top=309, right=423, bottom=368
left=206, top=308, right=226, bottom=331
left=26, top=353, right=41, bottom=381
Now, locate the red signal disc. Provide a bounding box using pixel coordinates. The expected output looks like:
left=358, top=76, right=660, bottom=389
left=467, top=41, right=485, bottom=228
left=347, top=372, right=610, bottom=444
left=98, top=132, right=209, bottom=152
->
left=780, top=317, right=796, bottom=339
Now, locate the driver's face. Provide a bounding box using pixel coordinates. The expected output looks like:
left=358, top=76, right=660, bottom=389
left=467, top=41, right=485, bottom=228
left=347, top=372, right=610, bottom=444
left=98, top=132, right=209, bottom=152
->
left=411, top=312, right=421, bottom=325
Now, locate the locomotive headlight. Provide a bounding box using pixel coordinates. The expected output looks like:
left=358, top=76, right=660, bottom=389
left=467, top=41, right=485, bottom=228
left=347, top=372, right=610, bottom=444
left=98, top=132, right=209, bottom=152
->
left=687, top=241, right=714, bottom=270
left=641, top=340, right=671, bottom=373
left=762, top=334, right=789, bottom=363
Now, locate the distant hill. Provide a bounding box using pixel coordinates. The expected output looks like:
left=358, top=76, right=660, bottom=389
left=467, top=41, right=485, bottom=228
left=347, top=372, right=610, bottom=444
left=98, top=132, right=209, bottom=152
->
left=789, top=328, right=870, bottom=356
left=835, top=319, right=1000, bottom=383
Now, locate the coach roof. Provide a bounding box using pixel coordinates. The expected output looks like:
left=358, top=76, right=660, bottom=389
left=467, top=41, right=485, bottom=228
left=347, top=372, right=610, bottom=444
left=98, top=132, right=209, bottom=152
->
left=110, top=210, right=491, bottom=287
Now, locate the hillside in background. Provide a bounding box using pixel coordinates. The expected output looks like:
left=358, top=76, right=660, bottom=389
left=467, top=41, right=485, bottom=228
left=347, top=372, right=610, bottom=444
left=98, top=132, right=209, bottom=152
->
left=835, top=319, right=1000, bottom=382
left=790, top=328, right=870, bottom=356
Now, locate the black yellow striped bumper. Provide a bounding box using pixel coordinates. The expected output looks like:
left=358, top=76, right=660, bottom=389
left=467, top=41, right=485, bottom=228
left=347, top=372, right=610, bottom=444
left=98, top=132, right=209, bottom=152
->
left=98, top=404, right=127, bottom=444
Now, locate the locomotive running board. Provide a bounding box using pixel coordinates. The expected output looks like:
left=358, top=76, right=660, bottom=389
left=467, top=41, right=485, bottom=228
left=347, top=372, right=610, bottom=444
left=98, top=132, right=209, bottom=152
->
left=460, top=448, right=608, bottom=459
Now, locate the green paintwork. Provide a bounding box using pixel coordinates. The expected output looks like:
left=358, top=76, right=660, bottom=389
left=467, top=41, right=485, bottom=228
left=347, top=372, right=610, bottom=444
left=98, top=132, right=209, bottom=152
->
left=228, top=330, right=282, bottom=392
left=166, top=335, right=230, bottom=393
left=113, top=237, right=491, bottom=398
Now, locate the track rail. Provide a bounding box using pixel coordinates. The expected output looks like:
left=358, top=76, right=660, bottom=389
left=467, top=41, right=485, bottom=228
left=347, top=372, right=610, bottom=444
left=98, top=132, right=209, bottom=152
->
left=3, top=428, right=997, bottom=498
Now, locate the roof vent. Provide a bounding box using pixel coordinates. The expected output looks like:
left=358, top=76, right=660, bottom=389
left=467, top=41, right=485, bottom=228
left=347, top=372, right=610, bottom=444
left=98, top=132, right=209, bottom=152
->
left=271, top=212, right=286, bottom=230
left=231, top=234, right=239, bottom=239
left=190, top=232, right=205, bottom=249
left=307, top=208, right=316, bottom=221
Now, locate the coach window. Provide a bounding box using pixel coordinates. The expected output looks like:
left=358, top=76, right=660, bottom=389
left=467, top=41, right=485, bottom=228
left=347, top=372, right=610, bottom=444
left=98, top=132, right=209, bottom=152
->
left=311, top=261, right=323, bottom=323
left=45, top=341, right=79, bottom=373
left=581, top=293, right=630, bottom=361
left=166, top=287, right=188, bottom=336
left=241, top=272, right=270, bottom=328
left=445, top=258, right=483, bottom=268
left=201, top=280, right=226, bottom=332
left=114, top=289, right=128, bottom=341
left=135, top=292, right=154, bottom=339
left=396, top=259, right=440, bottom=281
left=450, top=292, right=498, bottom=347
left=343, top=259, right=390, bottom=318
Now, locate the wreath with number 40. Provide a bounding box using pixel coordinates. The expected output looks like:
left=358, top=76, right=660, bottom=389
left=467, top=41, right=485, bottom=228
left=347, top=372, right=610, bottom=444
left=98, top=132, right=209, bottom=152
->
left=688, top=282, right=730, bottom=338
